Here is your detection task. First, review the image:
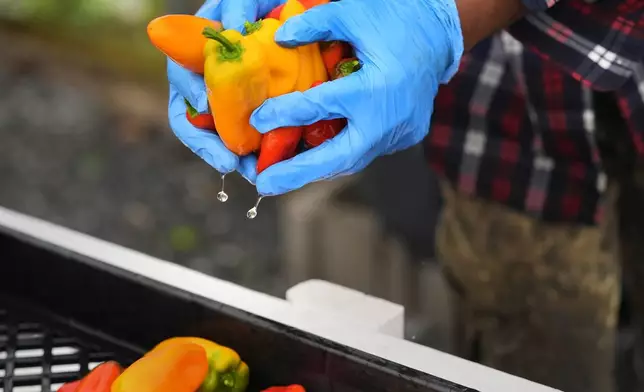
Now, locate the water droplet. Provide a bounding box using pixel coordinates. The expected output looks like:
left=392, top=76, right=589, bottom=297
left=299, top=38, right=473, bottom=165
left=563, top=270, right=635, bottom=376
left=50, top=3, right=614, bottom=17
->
left=246, top=195, right=263, bottom=219
left=217, top=174, right=228, bottom=202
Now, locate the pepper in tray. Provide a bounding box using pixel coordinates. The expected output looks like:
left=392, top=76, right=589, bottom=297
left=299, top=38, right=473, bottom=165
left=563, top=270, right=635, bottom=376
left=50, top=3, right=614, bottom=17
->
left=56, top=361, right=122, bottom=392
left=153, top=337, right=250, bottom=392
left=262, top=385, right=306, bottom=392
left=111, top=340, right=209, bottom=392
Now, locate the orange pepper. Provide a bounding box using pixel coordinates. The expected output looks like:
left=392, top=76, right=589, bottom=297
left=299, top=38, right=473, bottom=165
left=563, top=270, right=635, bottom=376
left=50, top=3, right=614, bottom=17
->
left=147, top=15, right=222, bottom=74
left=279, top=0, right=328, bottom=91
left=152, top=337, right=249, bottom=392
left=110, top=341, right=208, bottom=392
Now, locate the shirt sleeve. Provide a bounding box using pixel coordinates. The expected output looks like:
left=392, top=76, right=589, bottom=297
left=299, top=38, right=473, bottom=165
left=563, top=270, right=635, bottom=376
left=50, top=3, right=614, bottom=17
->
left=506, top=2, right=642, bottom=91
left=521, top=0, right=560, bottom=12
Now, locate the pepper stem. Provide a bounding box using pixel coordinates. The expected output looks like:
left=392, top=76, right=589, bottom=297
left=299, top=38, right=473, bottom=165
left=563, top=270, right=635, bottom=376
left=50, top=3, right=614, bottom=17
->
left=337, top=59, right=361, bottom=78
left=185, top=99, right=199, bottom=118
left=202, top=26, right=243, bottom=60
left=243, top=20, right=263, bottom=35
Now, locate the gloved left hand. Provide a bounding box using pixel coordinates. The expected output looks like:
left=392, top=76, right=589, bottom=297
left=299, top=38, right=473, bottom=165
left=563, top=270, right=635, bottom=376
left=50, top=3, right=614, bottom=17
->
left=250, top=0, right=463, bottom=196
left=168, top=0, right=285, bottom=183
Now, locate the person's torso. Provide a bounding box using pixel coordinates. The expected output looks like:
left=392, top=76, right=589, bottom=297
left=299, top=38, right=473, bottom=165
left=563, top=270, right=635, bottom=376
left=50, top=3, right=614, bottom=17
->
left=425, top=1, right=644, bottom=225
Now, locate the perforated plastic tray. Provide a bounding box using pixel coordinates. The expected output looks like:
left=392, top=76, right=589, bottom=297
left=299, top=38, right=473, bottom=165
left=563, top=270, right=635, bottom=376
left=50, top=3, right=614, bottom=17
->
left=0, top=216, right=477, bottom=392
left=0, top=304, right=125, bottom=392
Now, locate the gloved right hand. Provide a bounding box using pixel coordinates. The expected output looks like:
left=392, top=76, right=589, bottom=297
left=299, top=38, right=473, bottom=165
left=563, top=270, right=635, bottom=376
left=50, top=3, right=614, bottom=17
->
left=167, top=0, right=285, bottom=183
left=249, top=0, right=464, bottom=196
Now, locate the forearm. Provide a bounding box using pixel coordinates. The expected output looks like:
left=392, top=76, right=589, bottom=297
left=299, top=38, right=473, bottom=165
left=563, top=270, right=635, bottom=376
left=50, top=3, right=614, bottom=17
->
left=456, top=0, right=526, bottom=50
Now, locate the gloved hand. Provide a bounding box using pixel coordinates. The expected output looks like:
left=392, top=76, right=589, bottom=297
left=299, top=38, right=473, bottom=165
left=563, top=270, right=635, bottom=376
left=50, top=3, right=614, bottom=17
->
left=167, top=0, right=285, bottom=182
left=250, top=0, right=463, bottom=196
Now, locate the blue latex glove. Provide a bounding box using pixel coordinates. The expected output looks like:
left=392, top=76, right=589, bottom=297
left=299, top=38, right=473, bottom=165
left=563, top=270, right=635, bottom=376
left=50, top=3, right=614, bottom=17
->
left=167, top=0, right=284, bottom=183
left=250, top=0, right=464, bottom=196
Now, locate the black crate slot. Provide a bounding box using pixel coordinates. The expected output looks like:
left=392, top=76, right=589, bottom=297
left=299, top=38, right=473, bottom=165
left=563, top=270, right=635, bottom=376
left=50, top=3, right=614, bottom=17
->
left=0, top=307, right=119, bottom=392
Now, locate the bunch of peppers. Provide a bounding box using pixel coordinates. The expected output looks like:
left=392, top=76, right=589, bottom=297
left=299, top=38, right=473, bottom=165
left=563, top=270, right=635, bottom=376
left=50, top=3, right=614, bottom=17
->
left=147, top=0, right=360, bottom=175
left=57, top=336, right=305, bottom=392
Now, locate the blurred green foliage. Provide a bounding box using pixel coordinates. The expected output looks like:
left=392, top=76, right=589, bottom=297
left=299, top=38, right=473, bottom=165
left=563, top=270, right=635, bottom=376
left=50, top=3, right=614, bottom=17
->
left=0, top=0, right=165, bottom=27
left=0, top=0, right=173, bottom=86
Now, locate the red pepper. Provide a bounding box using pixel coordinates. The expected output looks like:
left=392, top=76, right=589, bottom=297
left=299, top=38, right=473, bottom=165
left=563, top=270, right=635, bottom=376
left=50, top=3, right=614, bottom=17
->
left=302, top=57, right=360, bottom=148
left=265, top=4, right=284, bottom=19
left=319, top=41, right=352, bottom=79
left=256, top=126, right=303, bottom=174
left=57, top=361, right=122, bottom=392
left=262, top=385, right=306, bottom=392
left=57, top=380, right=80, bottom=392
left=185, top=99, right=216, bottom=131
left=76, top=361, right=122, bottom=392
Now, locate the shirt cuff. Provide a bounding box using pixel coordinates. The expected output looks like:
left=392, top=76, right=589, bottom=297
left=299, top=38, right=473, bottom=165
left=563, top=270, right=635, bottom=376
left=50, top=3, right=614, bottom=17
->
left=521, top=0, right=560, bottom=12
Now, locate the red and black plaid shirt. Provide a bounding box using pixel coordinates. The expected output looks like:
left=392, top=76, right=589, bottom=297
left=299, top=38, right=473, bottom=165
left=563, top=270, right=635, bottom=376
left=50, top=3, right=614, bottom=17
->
left=426, top=0, right=644, bottom=224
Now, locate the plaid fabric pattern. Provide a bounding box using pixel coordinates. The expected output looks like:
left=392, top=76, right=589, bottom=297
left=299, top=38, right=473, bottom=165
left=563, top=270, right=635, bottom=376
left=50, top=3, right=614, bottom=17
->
left=426, top=0, right=644, bottom=225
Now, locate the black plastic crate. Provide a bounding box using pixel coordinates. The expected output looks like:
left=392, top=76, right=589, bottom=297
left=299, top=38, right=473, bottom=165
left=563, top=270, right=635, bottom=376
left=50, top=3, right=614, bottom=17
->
left=0, top=215, right=477, bottom=392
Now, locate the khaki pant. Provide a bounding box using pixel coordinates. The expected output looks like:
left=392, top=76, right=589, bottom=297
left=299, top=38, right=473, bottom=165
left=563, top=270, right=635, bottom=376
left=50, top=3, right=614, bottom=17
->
left=436, top=93, right=643, bottom=392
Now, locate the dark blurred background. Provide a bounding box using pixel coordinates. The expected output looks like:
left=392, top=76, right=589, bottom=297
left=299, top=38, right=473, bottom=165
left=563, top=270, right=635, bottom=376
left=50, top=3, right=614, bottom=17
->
left=0, top=1, right=450, bottom=351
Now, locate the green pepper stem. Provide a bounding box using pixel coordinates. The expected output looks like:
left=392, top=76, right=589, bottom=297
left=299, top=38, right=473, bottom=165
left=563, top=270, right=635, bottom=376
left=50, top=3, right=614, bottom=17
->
left=337, top=59, right=361, bottom=77
left=243, top=20, right=263, bottom=35
left=203, top=26, right=236, bottom=52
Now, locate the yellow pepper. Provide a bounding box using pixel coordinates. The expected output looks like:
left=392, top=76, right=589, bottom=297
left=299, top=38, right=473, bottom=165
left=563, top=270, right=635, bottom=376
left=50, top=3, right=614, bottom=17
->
left=243, top=18, right=300, bottom=98
left=200, top=5, right=327, bottom=157
left=279, top=0, right=328, bottom=91
left=202, top=26, right=268, bottom=156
